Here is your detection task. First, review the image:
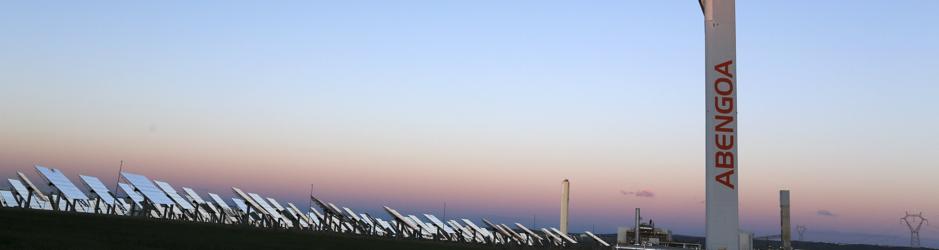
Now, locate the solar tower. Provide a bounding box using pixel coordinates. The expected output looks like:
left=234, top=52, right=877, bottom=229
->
left=702, top=0, right=740, bottom=249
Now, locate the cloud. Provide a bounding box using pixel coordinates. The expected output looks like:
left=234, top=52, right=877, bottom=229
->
left=635, top=190, right=655, bottom=198
left=817, top=210, right=837, bottom=217
left=620, top=189, right=655, bottom=198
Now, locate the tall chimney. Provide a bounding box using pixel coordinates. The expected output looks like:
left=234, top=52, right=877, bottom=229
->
left=561, top=179, right=570, bottom=235
left=780, top=190, right=792, bottom=250
left=635, top=208, right=641, bottom=245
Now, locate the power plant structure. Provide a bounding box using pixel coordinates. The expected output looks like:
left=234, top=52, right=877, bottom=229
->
left=561, top=179, right=570, bottom=235
left=780, top=190, right=792, bottom=250
left=614, top=208, right=702, bottom=250
left=702, top=0, right=740, bottom=248
left=636, top=208, right=642, bottom=245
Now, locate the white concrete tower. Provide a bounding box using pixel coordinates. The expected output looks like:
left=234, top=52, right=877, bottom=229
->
left=561, top=179, right=570, bottom=235
left=703, top=0, right=740, bottom=249
left=780, top=190, right=792, bottom=250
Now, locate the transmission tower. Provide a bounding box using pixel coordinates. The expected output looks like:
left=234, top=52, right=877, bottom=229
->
left=796, top=225, right=806, bottom=241
left=901, top=212, right=928, bottom=248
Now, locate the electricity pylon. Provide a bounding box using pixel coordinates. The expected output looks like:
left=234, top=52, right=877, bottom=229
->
left=796, top=225, right=806, bottom=241
left=901, top=212, right=928, bottom=248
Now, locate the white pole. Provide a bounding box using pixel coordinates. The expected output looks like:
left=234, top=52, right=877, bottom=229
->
left=703, top=0, right=739, bottom=249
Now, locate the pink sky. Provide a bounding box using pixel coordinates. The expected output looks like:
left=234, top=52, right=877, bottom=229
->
left=2, top=120, right=936, bottom=237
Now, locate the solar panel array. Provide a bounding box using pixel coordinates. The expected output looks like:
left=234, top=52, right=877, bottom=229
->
left=208, top=193, right=230, bottom=210
left=115, top=199, right=131, bottom=212
left=182, top=187, right=206, bottom=204
left=118, top=183, right=144, bottom=205
left=8, top=179, right=31, bottom=199
left=410, top=215, right=437, bottom=235
left=287, top=203, right=311, bottom=224
left=17, top=172, right=49, bottom=202
left=0, top=190, right=18, bottom=208
left=344, top=207, right=362, bottom=222
left=584, top=231, right=611, bottom=247
left=516, top=222, right=544, bottom=242
left=4, top=166, right=610, bottom=248
left=384, top=206, right=419, bottom=232
left=80, top=175, right=115, bottom=205
left=121, top=172, right=174, bottom=205
left=424, top=214, right=455, bottom=234
left=153, top=180, right=195, bottom=210
left=308, top=212, right=322, bottom=225
left=232, top=198, right=249, bottom=212
left=35, top=165, right=89, bottom=201
left=543, top=228, right=561, bottom=243
left=261, top=197, right=278, bottom=210
left=232, top=188, right=268, bottom=217
left=248, top=193, right=280, bottom=219
left=260, top=196, right=293, bottom=227
left=551, top=227, right=578, bottom=244
left=184, top=187, right=221, bottom=218
left=309, top=206, right=325, bottom=221
left=8, top=179, right=47, bottom=209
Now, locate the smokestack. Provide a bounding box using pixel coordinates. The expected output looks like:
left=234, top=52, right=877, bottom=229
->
left=635, top=208, right=641, bottom=245
left=561, top=179, right=570, bottom=235
left=780, top=190, right=792, bottom=250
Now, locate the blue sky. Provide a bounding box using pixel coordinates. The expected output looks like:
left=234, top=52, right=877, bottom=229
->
left=2, top=1, right=938, bottom=245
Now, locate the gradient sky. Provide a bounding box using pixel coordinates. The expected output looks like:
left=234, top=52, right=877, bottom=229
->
left=2, top=0, right=938, bottom=244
